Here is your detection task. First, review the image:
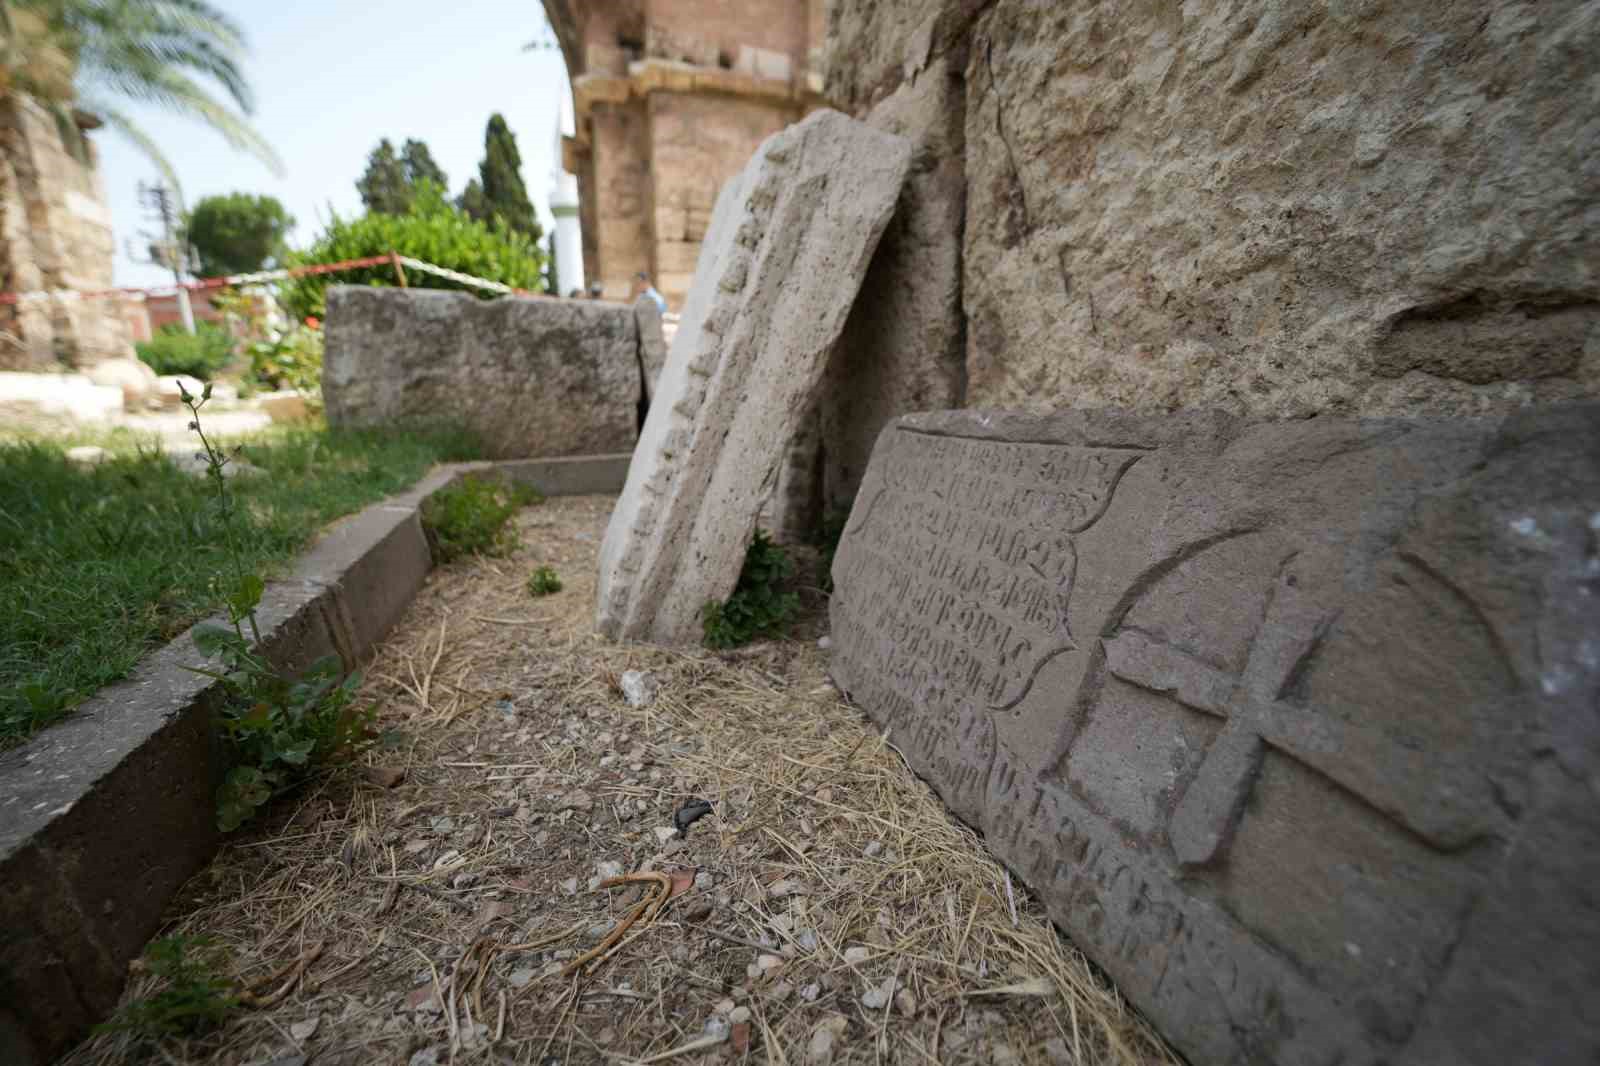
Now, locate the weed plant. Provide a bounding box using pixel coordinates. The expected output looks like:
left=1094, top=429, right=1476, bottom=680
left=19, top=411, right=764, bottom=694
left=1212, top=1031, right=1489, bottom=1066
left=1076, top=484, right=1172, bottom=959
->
left=528, top=566, right=562, bottom=596
left=421, top=475, right=542, bottom=563
left=702, top=529, right=800, bottom=648
left=178, top=385, right=374, bottom=829
left=94, top=936, right=239, bottom=1041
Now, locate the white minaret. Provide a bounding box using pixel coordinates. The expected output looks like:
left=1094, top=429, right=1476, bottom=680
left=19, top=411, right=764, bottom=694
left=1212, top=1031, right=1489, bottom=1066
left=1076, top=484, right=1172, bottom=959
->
left=550, top=93, right=584, bottom=296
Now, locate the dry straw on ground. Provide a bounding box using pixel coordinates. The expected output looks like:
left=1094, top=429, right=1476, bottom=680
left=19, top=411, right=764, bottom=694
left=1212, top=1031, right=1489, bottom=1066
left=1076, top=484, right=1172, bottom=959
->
left=66, top=495, right=1179, bottom=1066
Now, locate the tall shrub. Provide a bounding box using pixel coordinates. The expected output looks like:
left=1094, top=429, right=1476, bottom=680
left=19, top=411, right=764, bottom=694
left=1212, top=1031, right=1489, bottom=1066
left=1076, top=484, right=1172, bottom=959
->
left=278, top=183, right=544, bottom=320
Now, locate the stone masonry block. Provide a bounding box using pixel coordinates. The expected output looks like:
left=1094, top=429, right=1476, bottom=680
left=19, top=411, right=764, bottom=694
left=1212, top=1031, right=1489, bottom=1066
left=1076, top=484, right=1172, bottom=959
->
left=829, top=403, right=1600, bottom=1066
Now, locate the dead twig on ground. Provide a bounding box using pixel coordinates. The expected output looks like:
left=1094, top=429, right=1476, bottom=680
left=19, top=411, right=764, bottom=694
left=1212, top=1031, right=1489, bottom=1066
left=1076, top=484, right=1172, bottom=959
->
left=563, top=872, right=672, bottom=978
left=236, top=941, right=325, bottom=1008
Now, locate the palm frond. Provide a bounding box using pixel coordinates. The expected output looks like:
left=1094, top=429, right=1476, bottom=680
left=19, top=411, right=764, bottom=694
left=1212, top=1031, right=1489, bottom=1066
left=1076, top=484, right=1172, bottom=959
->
left=84, top=99, right=182, bottom=196
left=4, top=0, right=278, bottom=180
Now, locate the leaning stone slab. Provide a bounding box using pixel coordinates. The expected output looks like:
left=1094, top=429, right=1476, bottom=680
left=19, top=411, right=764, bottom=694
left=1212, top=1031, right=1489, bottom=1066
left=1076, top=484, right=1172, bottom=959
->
left=597, top=109, right=912, bottom=643
left=324, top=287, right=642, bottom=459
left=828, top=404, right=1600, bottom=1066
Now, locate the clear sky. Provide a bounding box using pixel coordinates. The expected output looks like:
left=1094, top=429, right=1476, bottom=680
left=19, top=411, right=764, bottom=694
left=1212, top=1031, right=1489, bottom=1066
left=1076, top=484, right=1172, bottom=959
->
left=97, top=0, right=570, bottom=288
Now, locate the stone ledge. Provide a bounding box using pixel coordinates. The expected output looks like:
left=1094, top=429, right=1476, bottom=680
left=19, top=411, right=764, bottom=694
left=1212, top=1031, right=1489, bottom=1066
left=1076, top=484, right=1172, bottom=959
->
left=571, top=57, right=831, bottom=118
left=0, top=453, right=628, bottom=1065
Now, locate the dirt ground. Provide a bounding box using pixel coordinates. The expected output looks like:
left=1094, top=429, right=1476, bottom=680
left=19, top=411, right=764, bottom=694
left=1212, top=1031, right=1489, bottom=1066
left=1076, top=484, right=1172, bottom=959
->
left=66, top=495, right=1178, bottom=1066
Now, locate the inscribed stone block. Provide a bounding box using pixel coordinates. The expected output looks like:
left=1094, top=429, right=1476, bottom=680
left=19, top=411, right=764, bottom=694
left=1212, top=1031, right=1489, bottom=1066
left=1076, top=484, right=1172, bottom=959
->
left=829, top=404, right=1600, bottom=1066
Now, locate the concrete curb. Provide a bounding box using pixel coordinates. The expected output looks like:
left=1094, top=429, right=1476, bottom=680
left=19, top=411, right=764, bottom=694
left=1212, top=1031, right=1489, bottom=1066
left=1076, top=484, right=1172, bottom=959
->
left=0, top=454, right=628, bottom=1064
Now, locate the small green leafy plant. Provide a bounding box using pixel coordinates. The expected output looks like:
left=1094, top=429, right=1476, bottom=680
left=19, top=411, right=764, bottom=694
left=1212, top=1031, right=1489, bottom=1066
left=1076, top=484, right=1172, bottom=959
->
left=179, top=385, right=373, bottom=830
left=247, top=318, right=324, bottom=409
left=702, top=529, right=800, bottom=648
left=421, top=476, right=542, bottom=563
left=135, top=322, right=236, bottom=379
left=527, top=566, right=562, bottom=596
left=94, top=935, right=239, bottom=1040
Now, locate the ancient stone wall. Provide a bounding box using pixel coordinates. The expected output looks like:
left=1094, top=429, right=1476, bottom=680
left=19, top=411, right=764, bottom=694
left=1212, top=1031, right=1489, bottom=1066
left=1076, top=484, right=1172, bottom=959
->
left=546, top=0, right=829, bottom=307
left=0, top=95, right=134, bottom=370
left=323, top=287, right=663, bottom=460
left=821, top=0, right=1600, bottom=430
left=647, top=93, right=794, bottom=301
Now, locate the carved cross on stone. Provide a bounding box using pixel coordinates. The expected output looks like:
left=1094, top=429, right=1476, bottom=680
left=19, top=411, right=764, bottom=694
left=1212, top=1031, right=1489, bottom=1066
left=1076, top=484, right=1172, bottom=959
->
left=1103, top=557, right=1498, bottom=867
left=1104, top=563, right=1329, bottom=866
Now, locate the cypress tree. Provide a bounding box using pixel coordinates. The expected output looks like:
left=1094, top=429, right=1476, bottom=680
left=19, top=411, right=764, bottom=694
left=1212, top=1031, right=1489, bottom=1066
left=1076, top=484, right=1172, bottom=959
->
left=465, top=114, right=540, bottom=241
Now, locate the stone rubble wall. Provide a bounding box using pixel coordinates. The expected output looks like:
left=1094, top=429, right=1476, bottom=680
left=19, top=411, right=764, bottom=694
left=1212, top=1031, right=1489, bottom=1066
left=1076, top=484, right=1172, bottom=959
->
left=0, top=95, right=134, bottom=371
left=323, top=286, right=666, bottom=460
left=811, top=0, right=1600, bottom=510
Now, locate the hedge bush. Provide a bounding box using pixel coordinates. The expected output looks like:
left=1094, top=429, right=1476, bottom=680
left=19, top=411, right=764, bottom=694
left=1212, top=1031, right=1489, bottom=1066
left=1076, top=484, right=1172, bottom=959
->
left=278, top=182, right=544, bottom=321
left=134, top=322, right=235, bottom=379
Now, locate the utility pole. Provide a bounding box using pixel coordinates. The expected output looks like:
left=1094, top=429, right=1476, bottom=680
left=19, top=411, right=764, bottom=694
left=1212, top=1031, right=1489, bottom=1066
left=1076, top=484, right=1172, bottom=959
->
left=129, top=180, right=196, bottom=334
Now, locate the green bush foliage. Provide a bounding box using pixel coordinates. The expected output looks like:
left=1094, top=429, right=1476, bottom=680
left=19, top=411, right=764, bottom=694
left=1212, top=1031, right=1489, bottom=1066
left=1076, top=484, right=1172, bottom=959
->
left=183, top=192, right=294, bottom=277
left=421, top=476, right=542, bottom=564
left=134, top=322, right=235, bottom=379
left=94, top=935, right=239, bottom=1041
left=247, top=320, right=323, bottom=406
left=278, top=182, right=544, bottom=321
left=527, top=565, right=562, bottom=596
left=702, top=529, right=800, bottom=648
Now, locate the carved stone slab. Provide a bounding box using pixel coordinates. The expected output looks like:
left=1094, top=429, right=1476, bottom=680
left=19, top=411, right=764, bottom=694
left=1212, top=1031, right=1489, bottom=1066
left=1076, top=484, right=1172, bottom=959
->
left=597, top=109, right=912, bottom=643
left=829, top=405, right=1600, bottom=1066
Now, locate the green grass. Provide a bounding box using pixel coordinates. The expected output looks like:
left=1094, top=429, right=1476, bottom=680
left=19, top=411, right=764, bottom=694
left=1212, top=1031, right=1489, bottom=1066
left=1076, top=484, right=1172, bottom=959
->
left=0, top=422, right=481, bottom=748
left=420, top=475, right=541, bottom=564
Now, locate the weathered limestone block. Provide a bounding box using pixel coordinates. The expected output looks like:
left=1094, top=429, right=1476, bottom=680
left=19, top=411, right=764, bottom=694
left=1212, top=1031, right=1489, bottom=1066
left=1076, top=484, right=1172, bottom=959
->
left=596, top=109, right=911, bottom=643
left=829, top=405, right=1600, bottom=1065
left=85, top=357, right=155, bottom=409
left=958, top=1, right=1600, bottom=416
left=323, top=287, right=640, bottom=459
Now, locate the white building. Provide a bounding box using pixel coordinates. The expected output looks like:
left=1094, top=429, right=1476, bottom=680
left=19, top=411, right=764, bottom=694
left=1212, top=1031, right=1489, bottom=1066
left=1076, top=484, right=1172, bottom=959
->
left=549, top=93, right=584, bottom=297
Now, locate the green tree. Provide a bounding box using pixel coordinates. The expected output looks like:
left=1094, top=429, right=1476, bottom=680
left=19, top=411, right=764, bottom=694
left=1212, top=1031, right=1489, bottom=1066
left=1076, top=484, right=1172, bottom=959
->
left=457, top=177, right=485, bottom=221
left=358, top=136, right=450, bottom=215
left=279, top=182, right=545, bottom=320
left=355, top=137, right=409, bottom=215
left=0, top=0, right=280, bottom=195
left=182, top=192, right=293, bottom=277
left=401, top=137, right=446, bottom=189
left=461, top=113, right=539, bottom=241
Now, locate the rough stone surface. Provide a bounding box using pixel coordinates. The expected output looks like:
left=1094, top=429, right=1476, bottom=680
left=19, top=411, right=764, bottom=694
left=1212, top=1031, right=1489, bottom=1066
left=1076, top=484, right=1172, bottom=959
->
left=633, top=294, right=668, bottom=405
left=323, top=287, right=640, bottom=459
left=817, top=51, right=968, bottom=515
left=0, top=94, right=135, bottom=371
left=546, top=0, right=829, bottom=304
left=597, top=109, right=911, bottom=643
left=84, top=357, right=154, bottom=409
left=823, top=0, right=1600, bottom=420
left=829, top=404, right=1600, bottom=1066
